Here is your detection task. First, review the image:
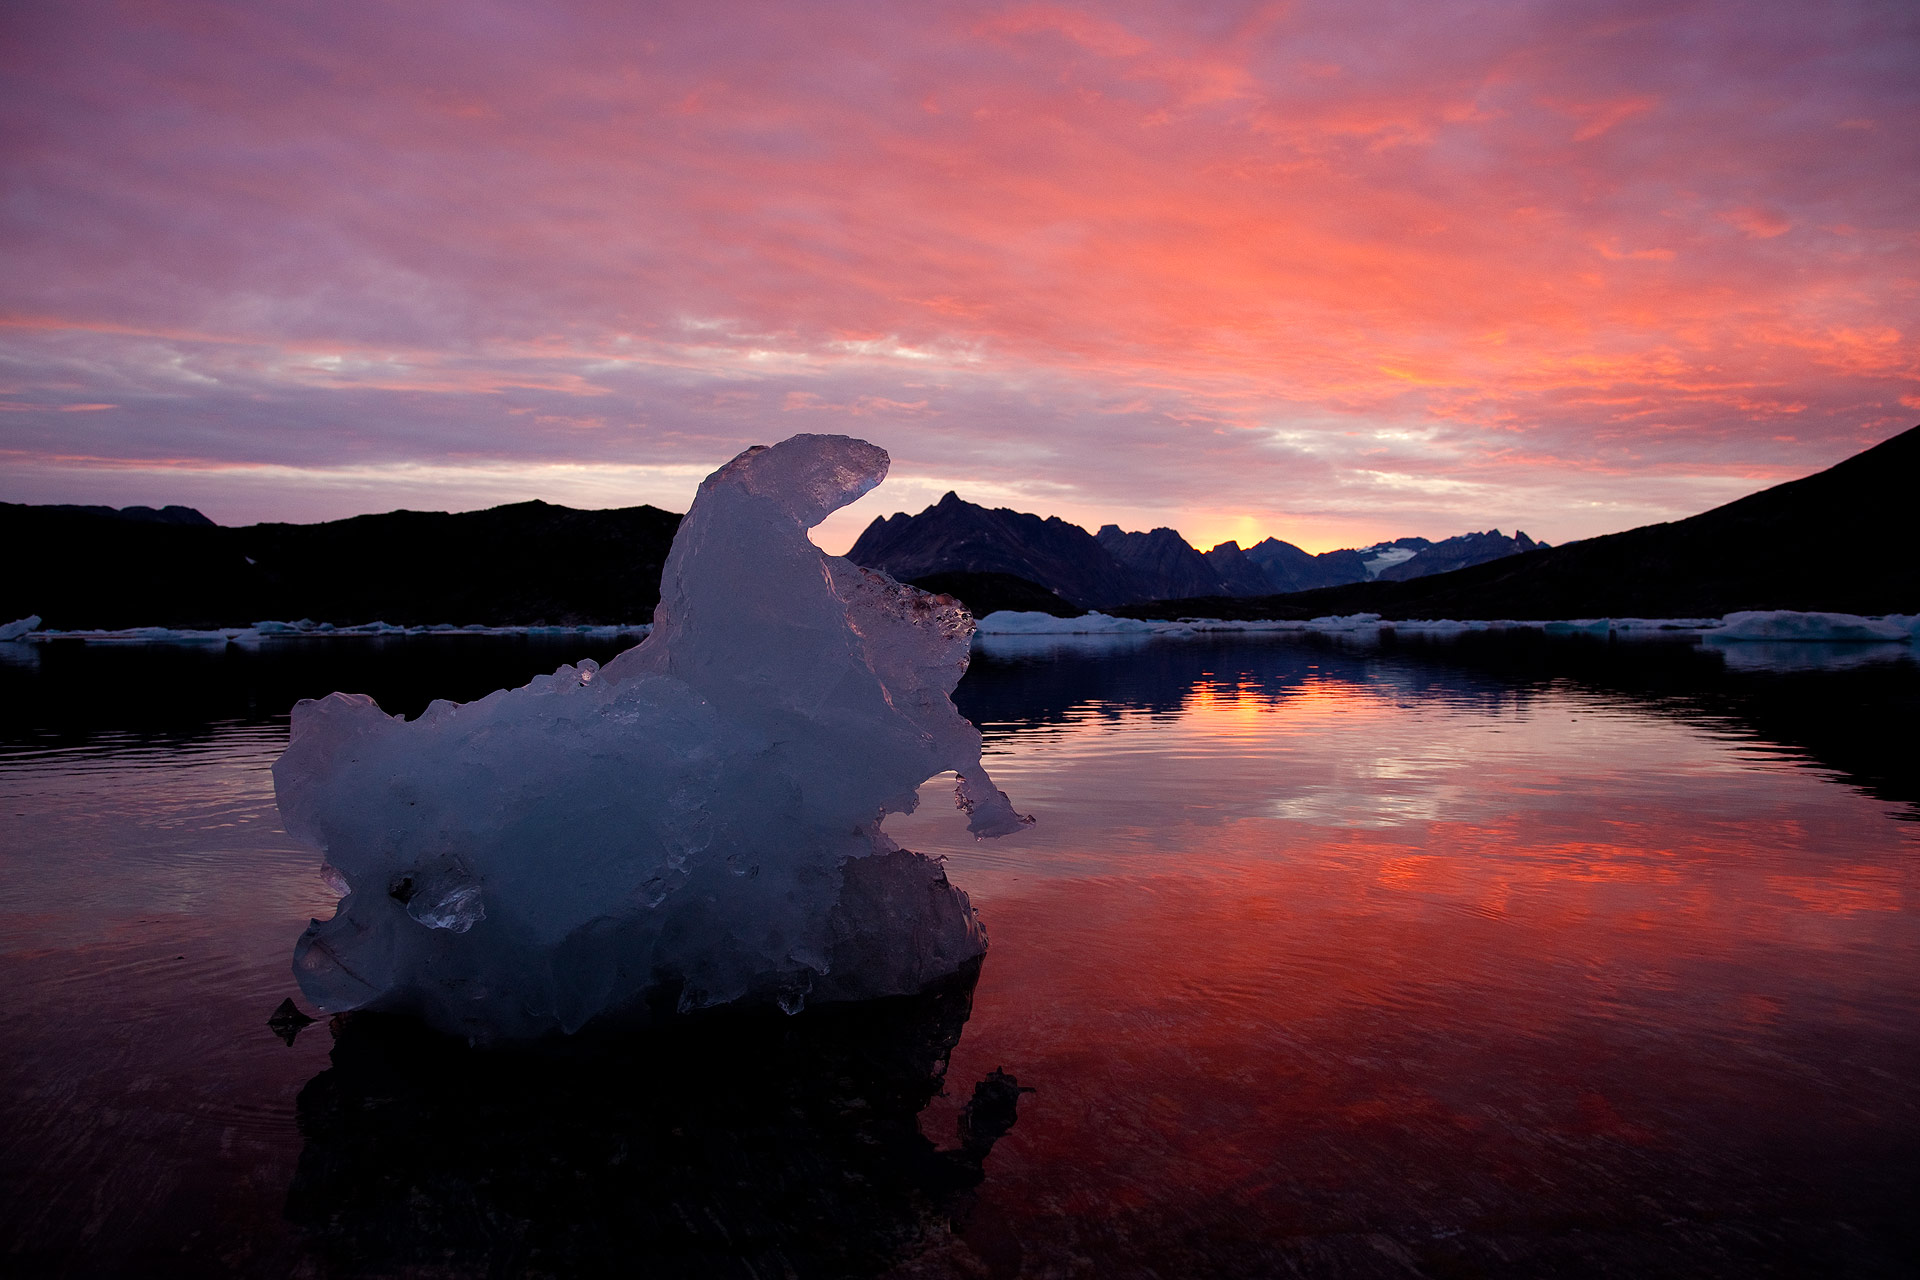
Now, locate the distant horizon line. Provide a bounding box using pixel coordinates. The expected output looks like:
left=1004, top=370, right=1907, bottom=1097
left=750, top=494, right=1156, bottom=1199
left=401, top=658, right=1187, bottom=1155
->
left=4, top=493, right=1551, bottom=561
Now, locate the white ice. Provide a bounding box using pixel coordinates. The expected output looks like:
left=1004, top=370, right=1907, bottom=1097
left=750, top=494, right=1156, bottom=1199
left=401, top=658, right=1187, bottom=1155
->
left=1361, top=546, right=1419, bottom=577
left=973, top=609, right=1919, bottom=645
left=18, top=604, right=1915, bottom=651
left=974, top=610, right=1160, bottom=635
left=1705, top=610, right=1917, bottom=644
left=275, top=435, right=1030, bottom=1041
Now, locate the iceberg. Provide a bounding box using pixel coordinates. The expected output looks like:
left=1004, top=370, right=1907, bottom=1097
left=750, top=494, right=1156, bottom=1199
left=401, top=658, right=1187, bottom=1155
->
left=275, top=435, right=1030, bottom=1041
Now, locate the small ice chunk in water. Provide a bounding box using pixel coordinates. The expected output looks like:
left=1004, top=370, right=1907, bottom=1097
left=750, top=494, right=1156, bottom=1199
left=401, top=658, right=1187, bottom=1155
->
left=275, top=435, right=1029, bottom=1040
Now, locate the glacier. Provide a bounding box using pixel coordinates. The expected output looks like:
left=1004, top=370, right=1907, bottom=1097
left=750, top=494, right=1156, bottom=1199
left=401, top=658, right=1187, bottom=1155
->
left=275, top=435, right=1030, bottom=1041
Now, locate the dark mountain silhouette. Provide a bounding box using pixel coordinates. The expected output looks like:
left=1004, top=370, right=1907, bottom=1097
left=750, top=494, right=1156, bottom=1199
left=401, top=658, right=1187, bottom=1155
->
left=846, top=492, right=1139, bottom=609
left=1243, top=535, right=1494, bottom=591
left=1241, top=536, right=1334, bottom=592
left=2, top=500, right=680, bottom=630
left=851, top=495, right=1488, bottom=607
left=1095, top=524, right=1225, bottom=600
left=1117, top=425, right=1920, bottom=620
left=1376, top=530, right=1540, bottom=581
left=13, top=425, right=1911, bottom=631
left=1242, top=538, right=1393, bottom=591
left=41, top=503, right=216, bottom=526
left=1203, top=542, right=1278, bottom=596
left=1304, top=547, right=1371, bottom=587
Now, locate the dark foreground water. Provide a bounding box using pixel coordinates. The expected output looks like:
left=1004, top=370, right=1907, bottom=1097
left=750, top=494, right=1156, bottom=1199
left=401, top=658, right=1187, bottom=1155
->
left=2, top=633, right=1917, bottom=1277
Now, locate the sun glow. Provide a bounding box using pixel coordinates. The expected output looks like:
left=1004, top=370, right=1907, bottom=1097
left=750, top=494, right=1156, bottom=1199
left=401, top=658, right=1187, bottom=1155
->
left=1, top=2, right=1914, bottom=538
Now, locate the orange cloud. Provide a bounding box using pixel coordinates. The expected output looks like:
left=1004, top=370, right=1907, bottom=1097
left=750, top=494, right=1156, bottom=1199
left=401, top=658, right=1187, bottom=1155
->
left=0, top=0, right=1913, bottom=545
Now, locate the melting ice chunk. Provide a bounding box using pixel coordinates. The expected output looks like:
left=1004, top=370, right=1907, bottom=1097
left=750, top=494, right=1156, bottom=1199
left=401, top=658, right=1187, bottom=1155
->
left=275, top=435, right=1029, bottom=1040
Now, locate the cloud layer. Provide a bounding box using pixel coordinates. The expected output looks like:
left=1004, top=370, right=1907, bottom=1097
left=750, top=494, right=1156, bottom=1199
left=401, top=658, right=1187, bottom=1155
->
left=3, top=0, right=1915, bottom=550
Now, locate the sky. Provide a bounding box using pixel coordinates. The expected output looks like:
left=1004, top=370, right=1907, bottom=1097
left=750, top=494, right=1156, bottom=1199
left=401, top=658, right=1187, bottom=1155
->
left=2, top=1, right=1915, bottom=555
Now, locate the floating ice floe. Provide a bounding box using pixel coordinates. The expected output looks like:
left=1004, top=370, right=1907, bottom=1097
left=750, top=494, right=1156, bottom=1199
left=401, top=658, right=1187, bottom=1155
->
left=275, top=435, right=1030, bottom=1041
left=972, top=610, right=1159, bottom=634
left=971, top=608, right=1916, bottom=645
left=8, top=608, right=1915, bottom=651
left=974, top=610, right=1393, bottom=635
left=1704, top=610, right=1920, bottom=644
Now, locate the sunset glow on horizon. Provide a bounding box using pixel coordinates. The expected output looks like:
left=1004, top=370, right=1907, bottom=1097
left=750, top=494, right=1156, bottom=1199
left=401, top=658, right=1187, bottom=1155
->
left=2, top=0, right=1915, bottom=553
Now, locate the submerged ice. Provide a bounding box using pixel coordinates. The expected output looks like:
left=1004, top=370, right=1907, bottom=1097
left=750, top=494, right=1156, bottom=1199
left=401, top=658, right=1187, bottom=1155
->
left=275, top=435, right=1030, bottom=1040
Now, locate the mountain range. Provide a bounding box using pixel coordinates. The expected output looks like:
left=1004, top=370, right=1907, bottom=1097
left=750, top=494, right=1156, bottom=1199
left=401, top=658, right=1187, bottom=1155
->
left=4, top=424, right=1913, bottom=629
left=1114, top=423, right=1920, bottom=621
left=1, top=500, right=681, bottom=630
left=845, top=493, right=1542, bottom=609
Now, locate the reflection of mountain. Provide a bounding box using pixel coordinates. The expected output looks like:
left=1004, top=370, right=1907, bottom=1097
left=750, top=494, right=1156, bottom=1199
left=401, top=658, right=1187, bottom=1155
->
left=288, top=962, right=1029, bottom=1278
left=959, top=633, right=1920, bottom=817
left=957, top=632, right=1541, bottom=734
left=1404, top=630, right=1920, bottom=820
left=0, top=634, right=647, bottom=752
left=7, top=633, right=1913, bottom=819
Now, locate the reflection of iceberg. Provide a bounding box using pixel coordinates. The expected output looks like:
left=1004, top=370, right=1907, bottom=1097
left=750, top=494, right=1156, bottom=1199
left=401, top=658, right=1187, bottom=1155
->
left=276, top=435, right=1030, bottom=1041
left=1703, top=611, right=1918, bottom=672
left=1712, top=641, right=1913, bottom=674
left=288, top=965, right=1030, bottom=1275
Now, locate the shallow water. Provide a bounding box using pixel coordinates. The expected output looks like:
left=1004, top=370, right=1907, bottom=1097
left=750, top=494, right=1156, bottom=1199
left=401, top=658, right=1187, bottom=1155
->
left=2, top=633, right=1917, bottom=1276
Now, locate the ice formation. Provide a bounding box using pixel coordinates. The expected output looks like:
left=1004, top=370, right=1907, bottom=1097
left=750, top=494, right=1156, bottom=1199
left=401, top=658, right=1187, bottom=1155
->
left=974, top=610, right=1160, bottom=635
left=275, top=435, right=1030, bottom=1041
left=1705, top=610, right=1918, bottom=644
left=22, top=609, right=1918, bottom=648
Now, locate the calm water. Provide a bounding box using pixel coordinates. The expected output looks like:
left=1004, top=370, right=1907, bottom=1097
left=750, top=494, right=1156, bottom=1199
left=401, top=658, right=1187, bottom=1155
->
left=2, top=634, right=1917, bottom=1277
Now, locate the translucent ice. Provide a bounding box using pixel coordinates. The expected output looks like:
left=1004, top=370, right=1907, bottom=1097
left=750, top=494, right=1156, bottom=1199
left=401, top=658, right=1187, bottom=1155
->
left=275, top=435, right=1029, bottom=1041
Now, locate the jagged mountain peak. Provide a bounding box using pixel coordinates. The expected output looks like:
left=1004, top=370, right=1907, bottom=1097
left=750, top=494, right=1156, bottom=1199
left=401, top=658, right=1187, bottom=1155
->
left=849, top=492, right=1557, bottom=606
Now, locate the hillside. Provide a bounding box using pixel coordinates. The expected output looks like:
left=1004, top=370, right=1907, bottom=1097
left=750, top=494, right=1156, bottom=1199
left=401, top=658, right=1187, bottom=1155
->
left=1, top=501, right=681, bottom=629
left=11, top=425, right=1913, bottom=631
left=847, top=492, right=1141, bottom=608
left=849, top=491, right=1547, bottom=605
left=1118, top=425, right=1920, bottom=620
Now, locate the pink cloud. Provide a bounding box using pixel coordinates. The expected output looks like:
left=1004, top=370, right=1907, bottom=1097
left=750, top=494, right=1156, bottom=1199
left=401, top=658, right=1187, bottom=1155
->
left=0, top=0, right=1915, bottom=552
left=1720, top=206, right=1793, bottom=240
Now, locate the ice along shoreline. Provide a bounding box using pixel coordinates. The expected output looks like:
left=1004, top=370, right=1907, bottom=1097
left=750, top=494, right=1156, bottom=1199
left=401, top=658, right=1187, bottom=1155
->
left=3, top=608, right=1917, bottom=648
left=970, top=608, right=1920, bottom=644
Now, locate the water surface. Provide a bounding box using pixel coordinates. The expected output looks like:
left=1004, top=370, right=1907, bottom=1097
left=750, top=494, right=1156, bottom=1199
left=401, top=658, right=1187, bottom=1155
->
left=2, top=634, right=1916, bottom=1276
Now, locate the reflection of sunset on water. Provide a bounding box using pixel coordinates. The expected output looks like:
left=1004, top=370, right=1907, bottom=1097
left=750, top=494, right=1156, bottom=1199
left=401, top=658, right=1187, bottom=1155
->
left=890, top=642, right=1919, bottom=1264
left=3, top=635, right=1916, bottom=1271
